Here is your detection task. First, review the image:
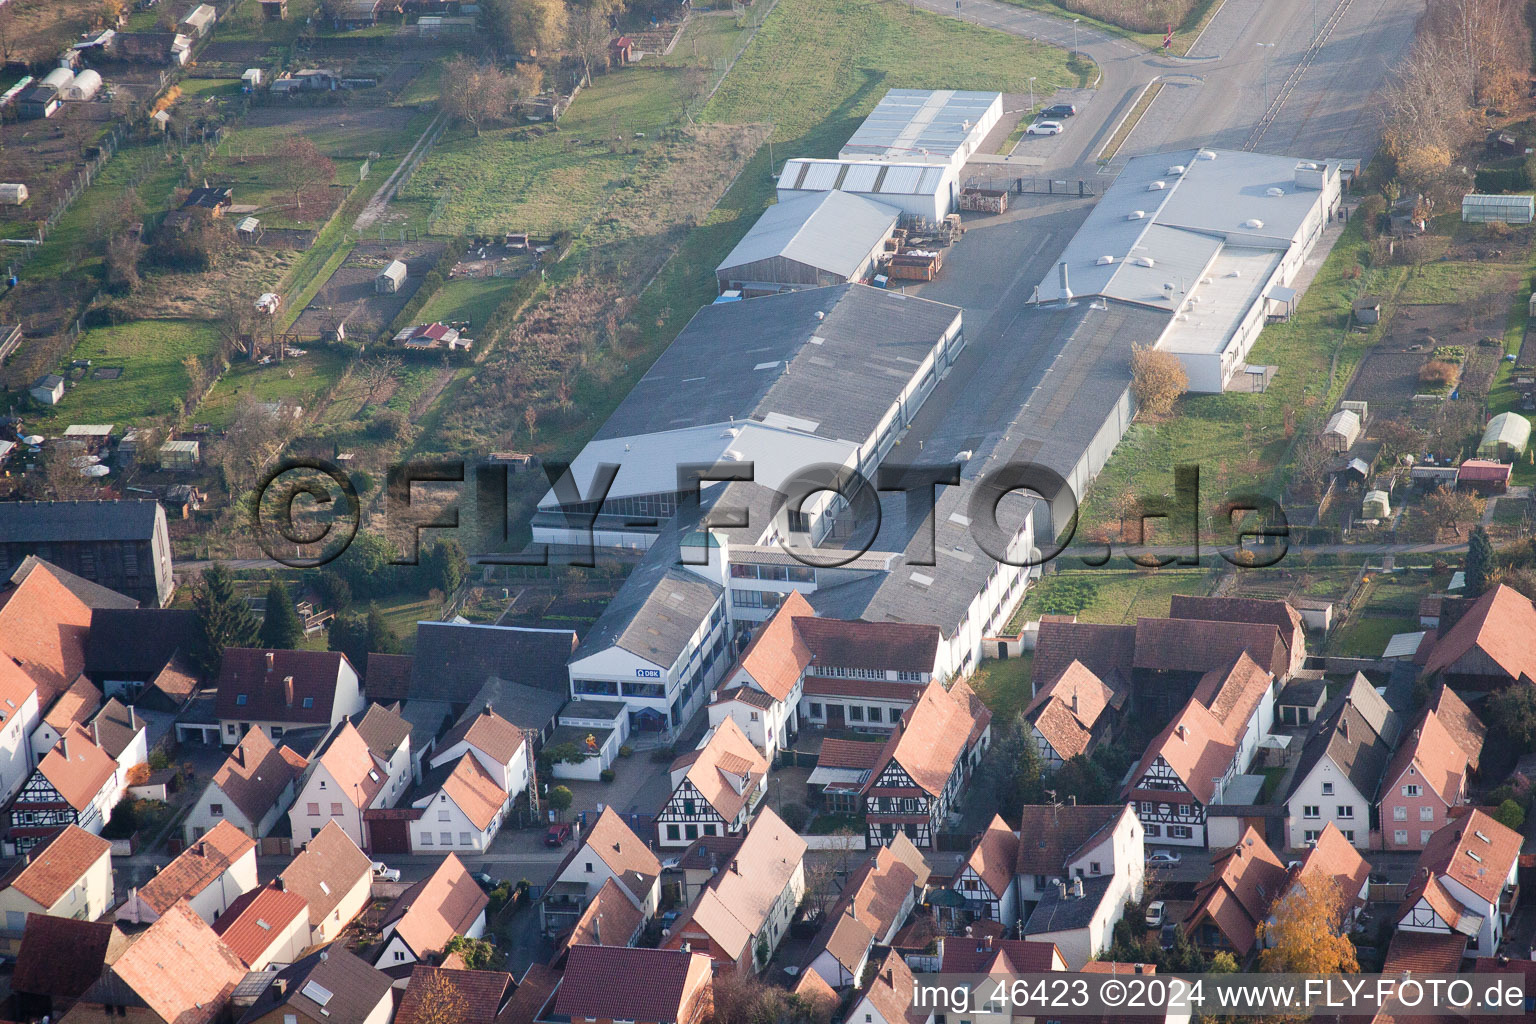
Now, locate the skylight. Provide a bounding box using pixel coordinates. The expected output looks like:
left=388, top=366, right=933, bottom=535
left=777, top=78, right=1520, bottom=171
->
left=301, top=981, right=334, bottom=1007
left=319, top=880, right=331, bottom=895
left=1466, top=850, right=1482, bottom=863
left=302, top=697, right=314, bottom=709
left=236, top=694, right=248, bottom=706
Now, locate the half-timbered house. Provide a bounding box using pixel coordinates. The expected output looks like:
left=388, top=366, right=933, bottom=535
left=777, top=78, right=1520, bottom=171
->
left=1394, top=809, right=1520, bottom=958
left=1024, top=660, right=1126, bottom=770
left=656, top=717, right=767, bottom=848
left=861, top=680, right=990, bottom=848
left=1121, top=653, right=1276, bottom=848
left=6, top=724, right=118, bottom=854
left=949, top=814, right=1018, bottom=927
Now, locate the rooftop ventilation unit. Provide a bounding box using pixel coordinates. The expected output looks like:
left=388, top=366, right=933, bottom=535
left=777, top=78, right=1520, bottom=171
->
left=1148, top=181, right=1167, bottom=191
left=1197, top=149, right=1217, bottom=160
left=723, top=449, right=744, bottom=461
left=1166, top=165, right=1187, bottom=175
left=1243, top=218, right=1264, bottom=229
left=1097, top=255, right=1116, bottom=265
left=1132, top=256, right=1155, bottom=268
left=1127, top=210, right=1146, bottom=220
left=1266, top=187, right=1286, bottom=197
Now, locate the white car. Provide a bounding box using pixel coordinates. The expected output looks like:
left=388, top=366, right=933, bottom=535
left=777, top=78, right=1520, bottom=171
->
left=1027, top=120, right=1064, bottom=136
left=1146, top=849, right=1182, bottom=866
left=371, top=861, right=401, bottom=882
left=1144, top=900, right=1166, bottom=928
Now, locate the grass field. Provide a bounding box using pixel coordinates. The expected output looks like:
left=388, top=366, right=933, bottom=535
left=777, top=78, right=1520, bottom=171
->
left=999, top=0, right=1226, bottom=55
left=395, top=69, right=687, bottom=235
left=416, top=276, right=527, bottom=328
left=1325, top=614, right=1417, bottom=657
left=1004, top=568, right=1213, bottom=631
left=197, top=350, right=352, bottom=427
left=969, top=653, right=1034, bottom=722
left=651, top=11, right=758, bottom=69
left=36, top=319, right=222, bottom=424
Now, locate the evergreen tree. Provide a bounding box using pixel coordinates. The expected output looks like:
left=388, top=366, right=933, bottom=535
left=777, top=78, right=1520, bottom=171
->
left=367, top=605, right=403, bottom=655
left=192, top=563, right=259, bottom=675
left=1466, top=525, right=1494, bottom=597
left=259, top=579, right=305, bottom=650
left=327, top=613, right=369, bottom=673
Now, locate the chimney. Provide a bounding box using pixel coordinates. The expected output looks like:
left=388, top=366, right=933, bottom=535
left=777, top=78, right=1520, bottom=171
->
left=232, top=743, right=244, bottom=767
left=1176, top=724, right=1186, bottom=740
left=883, top=968, right=894, bottom=987
left=1341, top=718, right=1349, bottom=740
left=1057, top=261, right=1073, bottom=304
left=1056, top=880, right=1067, bottom=899
left=593, top=912, right=602, bottom=946
left=1071, top=877, right=1084, bottom=898
left=731, top=859, right=740, bottom=874
left=275, top=875, right=285, bottom=891
left=848, top=902, right=856, bottom=921
left=284, top=676, right=295, bottom=707
left=92, top=720, right=100, bottom=747
left=128, top=705, right=136, bottom=730
left=61, top=735, right=69, bottom=762
left=266, top=652, right=275, bottom=672
left=1068, top=795, right=1076, bottom=806
left=483, top=702, right=493, bottom=717
left=1071, top=691, right=1078, bottom=714
left=275, top=979, right=287, bottom=996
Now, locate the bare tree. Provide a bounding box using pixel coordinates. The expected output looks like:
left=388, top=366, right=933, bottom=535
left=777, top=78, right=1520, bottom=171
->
left=356, top=355, right=403, bottom=407
left=272, top=138, right=336, bottom=219
left=566, top=3, right=611, bottom=85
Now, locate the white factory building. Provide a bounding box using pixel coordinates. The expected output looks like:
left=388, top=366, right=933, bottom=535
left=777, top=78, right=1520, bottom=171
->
left=1033, top=148, right=1343, bottom=393
left=777, top=89, right=1002, bottom=225
left=532, top=284, right=965, bottom=552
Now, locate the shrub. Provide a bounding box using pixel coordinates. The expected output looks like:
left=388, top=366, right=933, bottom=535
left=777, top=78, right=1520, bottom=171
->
left=1131, top=344, right=1189, bottom=416
left=618, top=744, right=633, bottom=758
left=778, top=802, right=811, bottom=832
left=1418, top=359, right=1460, bottom=387
left=1430, top=345, right=1466, bottom=363
left=1358, top=195, right=1386, bottom=239
left=368, top=408, right=410, bottom=440
left=600, top=768, right=616, bottom=783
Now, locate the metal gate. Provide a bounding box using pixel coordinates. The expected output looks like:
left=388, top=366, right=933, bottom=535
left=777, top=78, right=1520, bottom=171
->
left=364, top=813, right=412, bottom=854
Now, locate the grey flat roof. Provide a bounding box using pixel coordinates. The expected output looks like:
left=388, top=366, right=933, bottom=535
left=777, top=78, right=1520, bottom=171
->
left=0, top=499, right=162, bottom=543
left=1024, top=874, right=1114, bottom=934
left=815, top=301, right=1167, bottom=636
left=716, top=190, right=899, bottom=279
left=839, top=89, right=1000, bottom=163
left=594, top=284, right=960, bottom=446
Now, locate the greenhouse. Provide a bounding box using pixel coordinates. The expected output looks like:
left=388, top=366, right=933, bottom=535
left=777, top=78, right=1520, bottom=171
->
left=1461, top=193, right=1535, bottom=224
left=1477, top=411, right=1531, bottom=460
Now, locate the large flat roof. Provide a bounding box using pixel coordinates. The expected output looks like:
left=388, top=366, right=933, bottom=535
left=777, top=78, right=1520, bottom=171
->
left=779, top=159, right=950, bottom=198
left=716, top=190, right=900, bottom=278
left=838, top=89, right=1001, bottom=165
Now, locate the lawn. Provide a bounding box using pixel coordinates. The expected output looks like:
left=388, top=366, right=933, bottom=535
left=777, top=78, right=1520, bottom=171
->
left=36, top=319, right=222, bottom=425
left=998, top=0, right=1226, bottom=55
left=394, top=61, right=444, bottom=108
left=373, top=595, right=440, bottom=650
left=650, top=11, right=758, bottom=69
left=395, top=69, right=688, bottom=235
left=1003, top=568, right=1214, bottom=631
left=178, top=78, right=241, bottom=100
left=213, top=0, right=320, bottom=43
left=416, top=276, right=527, bottom=329
left=969, top=652, right=1034, bottom=723
left=1077, top=216, right=1411, bottom=534
left=196, top=349, right=352, bottom=427
left=1324, top=614, right=1418, bottom=658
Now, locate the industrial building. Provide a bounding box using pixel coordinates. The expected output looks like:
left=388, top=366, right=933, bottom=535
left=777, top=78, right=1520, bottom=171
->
left=532, top=284, right=964, bottom=551
left=775, top=89, right=1001, bottom=225
left=714, top=190, right=900, bottom=296
left=1033, top=149, right=1343, bottom=392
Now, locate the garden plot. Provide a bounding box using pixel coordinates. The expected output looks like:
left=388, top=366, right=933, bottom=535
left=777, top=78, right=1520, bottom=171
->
left=1347, top=303, right=1506, bottom=417
left=292, top=240, right=445, bottom=338
left=0, top=103, right=116, bottom=236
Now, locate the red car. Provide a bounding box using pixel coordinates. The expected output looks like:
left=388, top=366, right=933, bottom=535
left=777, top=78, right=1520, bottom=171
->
left=544, top=823, right=573, bottom=846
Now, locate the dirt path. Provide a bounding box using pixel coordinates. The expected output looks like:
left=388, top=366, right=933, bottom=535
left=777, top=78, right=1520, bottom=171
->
left=354, top=113, right=447, bottom=232
left=409, top=366, right=458, bottom=419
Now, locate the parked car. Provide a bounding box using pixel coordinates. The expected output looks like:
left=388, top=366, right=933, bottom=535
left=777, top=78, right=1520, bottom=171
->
left=1042, top=103, right=1078, bottom=118
left=1026, top=120, right=1064, bottom=136
left=660, top=910, right=680, bottom=929
left=1146, top=849, right=1182, bottom=866
left=1144, top=900, right=1165, bottom=928
left=370, top=861, right=400, bottom=882
left=545, top=823, right=573, bottom=846
left=473, top=872, right=502, bottom=891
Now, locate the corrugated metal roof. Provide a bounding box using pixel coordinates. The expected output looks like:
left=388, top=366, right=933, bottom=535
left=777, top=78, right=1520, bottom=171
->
left=716, top=190, right=899, bottom=279
left=839, top=89, right=1001, bottom=164
left=780, top=159, right=951, bottom=198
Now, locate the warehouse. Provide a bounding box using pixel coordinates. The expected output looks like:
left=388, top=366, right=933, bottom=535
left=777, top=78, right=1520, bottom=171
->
left=532, top=284, right=964, bottom=551
left=777, top=158, right=958, bottom=225
left=715, top=190, right=900, bottom=296
left=838, top=89, right=1002, bottom=168
left=1033, top=149, right=1343, bottom=392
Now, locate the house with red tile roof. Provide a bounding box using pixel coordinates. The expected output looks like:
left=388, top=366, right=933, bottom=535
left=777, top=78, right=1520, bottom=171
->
left=373, top=853, right=489, bottom=969
left=409, top=749, right=509, bottom=854
left=1168, top=595, right=1308, bottom=677
left=553, top=945, right=715, bottom=1024
left=807, top=736, right=885, bottom=814
left=1122, top=652, right=1277, bottom=848
left=939, top=934, right=1068, bottom=974
left=428, top=703, right=526, bottom=800
left=558, top=876, right=645, bottom=957
left=1419, top=584, right=1536, bottom=691
left=708, top=591, right=814, bottom=759
left=1025, top=660, right=1126, bottom=769
left=395, top=964, right=515, bottom=1024
left=1426, top=683, right=1486, bottom=772
left=542, top=807, right=662, bottom=938
left=11, top=915, right=130, bottom=1021
left=845, top=949, right=933, bottom=1024
left=1282, top=674, right=1401, bottom=850
left=862, top=680, right=991, bottom=848
left=657, top=717, right=768, bottom=848
left=117, top=819, right=257, bottom=926
left=210, top=881, right=309, bottom=969
left=1379, top=709, right=1472, bottom=851
left=30, top=673, right=101, bottom=762
left=277, top=819, right=374, bottom=944
left=796, top=613, right=943, bottom=736
left=7, top=723, right=120, bottom=854
left=0, top=825, right=113, bottom=952
left=289, top=719, right=399, bottom=850
left=0, top=557, right=94, bottom=716
left=803, top=833, right=928, bottom=987
left=1395, top=809, right=1520, bottom=958
left=183, top=725, right=307, bottom=844
left=1279, top=822, right=1371, bottom=928
left=215, top=648, right=365, bottom=746
left=1183, top=827, right=1289, bottom=961
left=660, top=807, right=806, bottom=974
left=1014, top=803, right=1144, bottom=932
left=63, top=900, right=247, bottom=1024
left=949, top=814, right=1018, bottom=927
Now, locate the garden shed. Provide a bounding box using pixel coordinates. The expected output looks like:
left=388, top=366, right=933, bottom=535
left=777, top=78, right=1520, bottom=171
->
left=62, top=69, right=102, bottom=101
left=1322, top=408, right=1361, bottom=453
left=1352, top=295, right=1381, bottom=325
left=1361, top=489, right=1391, bottom=519
left=375, top=260, right=408, bottom=294
left=1477, top=412, right=1530, bottom=460
left=179, top=4, right=216, bottom=38
left=1462, top=193, right=1535, bottom=224
left=0, top=184, right=27, bottom=206
left=1456, top=459, right=1512, bottom=494
left=159, top=439, right=201, bottom=471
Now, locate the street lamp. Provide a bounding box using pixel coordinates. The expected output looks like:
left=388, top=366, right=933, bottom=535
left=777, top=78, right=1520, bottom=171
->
left=1072, top=18, right=1080, bottom=57
left=1028, top=76, right=1037, bottom=114
left=1256, top=42, right=1275, bottom=106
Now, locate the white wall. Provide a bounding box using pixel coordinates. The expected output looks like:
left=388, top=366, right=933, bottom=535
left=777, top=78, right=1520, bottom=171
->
left=410, top=789, right=501, bottom=854
left=244, top=908, right=310, bottom=970
left=289, top=763, right=367, bottom=848
left=1285, top=759, right=1371, bottom=850
left=0, top=692, right=39, bottom=806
